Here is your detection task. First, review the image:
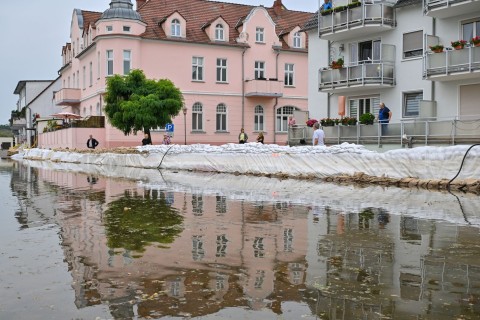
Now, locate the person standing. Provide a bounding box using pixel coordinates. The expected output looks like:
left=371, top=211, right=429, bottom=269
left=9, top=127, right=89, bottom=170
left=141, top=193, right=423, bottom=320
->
left=86, top=135, right=99, bottom=149
left=320, top=0, right=332, bottom=11
left=378, top=102, right=392, bottom=135
left=312, top=122, right=325, bottom=146
left=142, top=133, right=152, bottom=146
left=238, top=128, right=248, bottom=144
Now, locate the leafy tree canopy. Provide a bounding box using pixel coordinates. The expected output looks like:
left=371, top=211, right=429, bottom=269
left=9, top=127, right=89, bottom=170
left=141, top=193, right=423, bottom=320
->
left=104, top=69, right=184, bottom=137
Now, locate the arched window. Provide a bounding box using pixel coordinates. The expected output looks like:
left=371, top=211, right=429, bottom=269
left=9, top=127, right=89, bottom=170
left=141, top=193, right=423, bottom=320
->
left=96, top=102, right=101, bottom=116
left=171, top=19, right=181, bottom=37
left=254, top=105, right=264, bottom=131
left=192, top=102, right=203, bottom=131
left=215, top=24, right=224, bottom=41
left=293, top=32, right=302, bottom=48
left=276, top=106, right=295, bottom=132
left=216, top=103, right=227, bottom=131
left=89, top=105, right=93, bottom=115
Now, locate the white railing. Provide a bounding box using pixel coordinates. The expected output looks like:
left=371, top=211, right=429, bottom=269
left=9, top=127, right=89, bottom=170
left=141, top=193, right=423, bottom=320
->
left=424, top=45, right=480, bottom=78
left=423, top=0, right=478, bottom=13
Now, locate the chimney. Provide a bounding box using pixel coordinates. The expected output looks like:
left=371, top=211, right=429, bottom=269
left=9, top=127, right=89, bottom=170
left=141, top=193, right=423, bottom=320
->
left=273, top=0, right=283, bottom=15
left=136, top=0, right=146, bottom=10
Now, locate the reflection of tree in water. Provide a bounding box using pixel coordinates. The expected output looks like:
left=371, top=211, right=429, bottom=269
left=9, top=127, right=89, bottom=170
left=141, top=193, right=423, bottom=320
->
left=103, top=190, right=184, bottom=253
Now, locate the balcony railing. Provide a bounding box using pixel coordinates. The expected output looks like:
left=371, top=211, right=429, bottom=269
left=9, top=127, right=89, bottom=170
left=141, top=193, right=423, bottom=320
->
left=319, top=61, right=395, bottom=92
left=54, top=88, right=81, bottom=106
left=424, top=45, right=480, bottom=81
left=319, top=2, right=395, bottom=41
left=289, top=119, right=480, bottom=147
left=423, top=0, right=480, bottom=18
left=244, top=79, right=283, bottom=98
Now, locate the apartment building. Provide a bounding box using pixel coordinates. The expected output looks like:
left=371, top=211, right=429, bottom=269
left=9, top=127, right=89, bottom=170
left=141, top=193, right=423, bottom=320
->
left=304, top=0, right=480, bottom=145
left=44, top=0, right=313, bottom=149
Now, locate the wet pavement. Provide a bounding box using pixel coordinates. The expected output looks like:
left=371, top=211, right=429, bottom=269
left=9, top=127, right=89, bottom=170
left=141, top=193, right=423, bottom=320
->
left=1, top=159, right=480, bottom=319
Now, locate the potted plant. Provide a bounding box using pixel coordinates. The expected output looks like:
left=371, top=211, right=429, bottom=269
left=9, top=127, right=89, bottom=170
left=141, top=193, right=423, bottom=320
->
left=471, top=36, right=480, bottom=47
left=306, top=118, right=318, bottom=127
left=320, top=118, right=335, bottom=126
left=321, top=8, right=333, bottom=16
left=330, top=57, right=344, bottom=69
left=348, top=1, right=361, bottom=9
left=429, top=44, right=444, bottom=53
left=333, top=5, right=347, bottom=12
left=359, top=112, right=375, bottom=125
left=451, top=40, right=467, bottom=50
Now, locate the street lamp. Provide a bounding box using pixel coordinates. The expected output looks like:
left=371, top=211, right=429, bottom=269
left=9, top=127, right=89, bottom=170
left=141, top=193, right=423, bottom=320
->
left=182, top=106, right=188, bottom=145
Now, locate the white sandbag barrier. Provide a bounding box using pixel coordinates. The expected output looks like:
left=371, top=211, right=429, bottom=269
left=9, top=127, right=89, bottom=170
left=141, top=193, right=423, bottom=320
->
left=12, top=142, right=480, bottom=186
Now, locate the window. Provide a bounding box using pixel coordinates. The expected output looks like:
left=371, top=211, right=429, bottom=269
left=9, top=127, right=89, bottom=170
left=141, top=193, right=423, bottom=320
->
left=106, top=50, right=114, bottom=76
left=192, top=57, right=204, bottom=81
left=216, top=196, right=227, bottom=214
left=97, top=52, right=100, bottom=79
left=123, top=50, right=131, bottom=75
left=73, top=73, right=76, bottom=89
left=106, top=25, right=113, bottom=32
left=192, top=194, right=203, bottom=216
left=293, top=32, right=301, bottom=48
left=254, top=105, right=264, bottom=131
left=192, top=235, right=205, bottom=261
left=462, top=18, right=480, bottom=41
left=216, top=58, right=227, bottom=82
left=403, top=91, right=423, bottom=117
left=256, top=27, right=264, bottom=43
left=68, top=76, right=71, bottom=88
left=216, top=103, right=227, bottom=131
left=76, top=71, right=79, bottom=88
left=192, top=102, right=203, bottom=131
left=123, top=25, right=131, bottom=32
left=348, top=96, right=380, bottom=119
left=349, top=40, right=381, bottom=64
left=284, top=63, right=294, bottom=86
left=171, top=19, right=181, bottom=37
left=403, top=31, right=423, bottom=59
left=89, top=62, right=93, bottom=86
left=254, top=61, right=265, bottom=79
left=96, top=102, right=101, bottom=116
left=216, top=234, right=228, bottom=257
left=215, top=24, right=224, bottom=41
left=276, top=106, right=294, bottom=132
left=82, top=66, right=86, bottom=89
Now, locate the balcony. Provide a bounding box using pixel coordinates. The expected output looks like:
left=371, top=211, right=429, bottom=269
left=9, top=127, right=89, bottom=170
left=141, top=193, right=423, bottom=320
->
left=10, top=117, right=26, bottom=131
left=424, top=0, right=480, bottom=18
left=54, top=88, right=81, bottom=106
left=244, top=79, right=283, bottom=98
left=319, top=2, right=395, bottom=41
left=424, top=45, right=480, bottom=81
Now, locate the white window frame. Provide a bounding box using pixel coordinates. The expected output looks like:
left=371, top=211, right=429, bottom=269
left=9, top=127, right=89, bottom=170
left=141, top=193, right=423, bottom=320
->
left=256, top=27, right=264, bottom=43
left=403, top=91, right=423, bottom=118
left=106, top=50, right=114, bottom=76
left=403, top=30, right=423, bottom=59
left=293, top=32, right=301, bottom=48
left=123, top=50, right=131, bottom=75
left=192, top=57, right=204, bottom=81
left=215, top=24, right=225, bottom=41
left=123, top=25, right=131, bottom=32
left=254, top=61, right=265, bottom=79
left=171, top=19, right=181, bottom=37
left=254, top=105, right=264, bottom=131
left=106, top=25, right=113, bottom=32
left=216, top=58, right=227, bottom=82
left=348, top=96, right=380, bottom=119
left=192, top=102, right=203, bottom=131
left=216, top=103, right=227, bottom=132
left=462, top=18, right=480, bottom=41
left=89, top=61, right=93, bottom=87
left=276, top=106, right=295, bottom=132
left=284, top=63, right=294, bottom=86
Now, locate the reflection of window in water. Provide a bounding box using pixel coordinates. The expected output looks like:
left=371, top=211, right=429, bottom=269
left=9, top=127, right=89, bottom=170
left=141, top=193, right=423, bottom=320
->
left=216, top=234, right=228, bottom=257
left=289, top=263, right=303, bottom=284
left=216, top=274, right=226, bottom=290
left=401, top=216, right=421, bottom=242
left=169, top=278, right=181, bottom=297
left=253, top=237, right=265, bottom=258
left=283, top=228, right=293, bottom=252
left=275, top=202, right=288, bottom=210
left=216, top=195, right=226, bottom=214
left=192, top=235, right=205, bottom=261
left=254, top=270, right=265, bottom=289
left=192, top=194, right=203, bottom=216
left=166, top=191, right=174, bottom=205
left=87, top=176, right=97, bottom=184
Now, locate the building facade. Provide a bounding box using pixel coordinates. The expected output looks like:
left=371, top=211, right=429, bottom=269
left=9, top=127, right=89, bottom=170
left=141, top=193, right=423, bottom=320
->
left=305, top=0, right=480, bottom=144
left=43, top=0, right=313, bottom=149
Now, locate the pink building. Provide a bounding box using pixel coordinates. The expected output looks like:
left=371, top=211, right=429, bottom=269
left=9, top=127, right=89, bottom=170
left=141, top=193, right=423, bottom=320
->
left=41, top=0, right=313, bottom=149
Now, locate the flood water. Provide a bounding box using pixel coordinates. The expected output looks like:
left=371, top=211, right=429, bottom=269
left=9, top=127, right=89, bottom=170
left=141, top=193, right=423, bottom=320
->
left=1, top=159, right=480, bottom=320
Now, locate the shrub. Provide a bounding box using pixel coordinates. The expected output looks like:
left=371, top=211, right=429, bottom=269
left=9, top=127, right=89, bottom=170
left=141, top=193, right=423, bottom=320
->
left=359, top=112, right=375, bottom=125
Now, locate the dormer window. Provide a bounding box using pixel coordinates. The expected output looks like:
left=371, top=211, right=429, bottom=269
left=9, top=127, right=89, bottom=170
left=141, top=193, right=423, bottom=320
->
left=106, top=25, right=113, bottom=32
left=123, top=26, right=131, bottom=32
left=215, top=24, right=225, bottom=41
left=172, top=19, right=181, bottom=37
left=256, top=27, right=264, bottom=43
left=293, top=32, right=301, bottom=48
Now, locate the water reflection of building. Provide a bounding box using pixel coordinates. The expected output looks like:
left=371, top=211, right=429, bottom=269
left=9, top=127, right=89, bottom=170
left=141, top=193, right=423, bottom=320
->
left=13, top=164, right=480, bottom=319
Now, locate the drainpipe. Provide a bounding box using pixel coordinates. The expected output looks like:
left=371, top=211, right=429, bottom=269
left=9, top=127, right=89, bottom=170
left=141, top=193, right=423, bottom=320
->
left=327, top=40, right=332, bottom=118
left=242, top=47, right=247, bottom=128
left=431, top=17, right=436, bottom=102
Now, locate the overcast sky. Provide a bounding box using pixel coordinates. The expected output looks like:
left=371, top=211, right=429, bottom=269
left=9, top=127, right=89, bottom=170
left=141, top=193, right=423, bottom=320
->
left=0, top=0, right=317, bottom=125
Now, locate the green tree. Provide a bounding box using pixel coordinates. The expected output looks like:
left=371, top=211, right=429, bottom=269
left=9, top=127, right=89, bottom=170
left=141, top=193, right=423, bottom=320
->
left=104, top=69, right=183, bottom=143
